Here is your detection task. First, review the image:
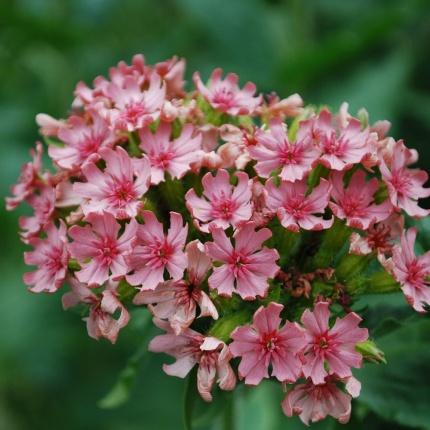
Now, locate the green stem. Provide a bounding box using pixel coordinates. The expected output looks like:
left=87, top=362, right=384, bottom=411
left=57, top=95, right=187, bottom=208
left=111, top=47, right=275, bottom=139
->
left=312, top=219, right=353, bottom=269
left=224, top=391, right=234, bottom=430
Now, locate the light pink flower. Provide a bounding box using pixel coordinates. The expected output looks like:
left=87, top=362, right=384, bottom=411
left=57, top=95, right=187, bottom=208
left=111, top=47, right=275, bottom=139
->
left=6, top=142, right=44, bottom=210
left=23, top=220, right=69, bottom=293
left=106, top=74, right=166, bottom=131
left=259, top=93, right=304, bottom=120
left=193, top=68, right=262, bottom=116
left=329, top=170, right=392, bottom=230
left=73, top=146, right=151, bottom=219
left=67, top=211, right=138, bottom=287
left=282, top=375, right=361, bottom=426
left=62, top=275, right=130, bottom=344
left=133, top=240, right=218, bottom=334
left=49, top=111, right=116, bottom=170
left=108, top=54, right=148, bottom=89
left=313, top=109, right=371, bottom=171
left=125, top=211, right=188, bottom=290
left=185, top=169, right=252, bottom=233
left=349, top=213, right=404, bottom=256
left=301, top=302, right=368, bottom=385
left=217, top=124, right=257, bottom=170
left=379, top=140, right=430, bottom=218
left=249, top=118, right=319, bottom=182
left=153, top=56, right=186, bottom=98
left=139, top=122, right=204, bottom=185
left=392, top=227, right=430, bottom=312
left=149, top=318, right=236, bottom=402
left=19, top=183, right=56, bottom=243
left=205, top=223, right=280, bottom=300
left=230, top=302, right=306, bottom=386
left=265, top=177, right=333, bottom=232
left=35, top=113, right=68, bottom=137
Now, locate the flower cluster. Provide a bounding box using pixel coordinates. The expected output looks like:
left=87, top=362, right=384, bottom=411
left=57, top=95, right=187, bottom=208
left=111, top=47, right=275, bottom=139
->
left=7, top=54, right=430, bottom=425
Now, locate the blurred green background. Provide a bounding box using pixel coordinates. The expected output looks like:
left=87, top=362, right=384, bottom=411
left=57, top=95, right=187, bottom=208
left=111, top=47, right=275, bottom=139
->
left=1, top=0, right=430, bottom=429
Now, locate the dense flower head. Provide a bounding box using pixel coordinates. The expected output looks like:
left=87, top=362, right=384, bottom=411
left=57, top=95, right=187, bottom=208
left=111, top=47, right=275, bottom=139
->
left=7, top=53, right=430, bottom=426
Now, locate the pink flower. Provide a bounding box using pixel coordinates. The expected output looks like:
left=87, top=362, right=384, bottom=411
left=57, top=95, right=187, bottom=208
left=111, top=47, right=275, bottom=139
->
left=259, top=93, right=304, bottom=120
left=217, top=124, right=256, bottom=170
left=282, top=375, right=361, bottom=425
left=6, top=142, right=44, bottom=210
left=67, top=211, right=138, bottom=287
left=379, top=140, right=430, bottom=218
left=392, top=227, right=430, bottom=312
left=349, top=213, right=404, bottom=256
left=265, top=177, right=333, bottom=232
left=313, top=109, right=371, bottom=170
left=106, top=74, right=166, bottom=131
left=185, top=169, right=252, bottom=233
left=23, top=220, right=69, bottom=293
left=62, top=275, right=130, bottom=344
left=49, top=110, right=116, bottom=170
left=205, top=223, right=280, bottom=300
left=300, top=302, right=368, bottom=385
left=149, top=318, right=236, bottom=402
left=125, top=211, right=188, bottom=290
left=193, top=68, right=262, bottom=116
left=19, top=183, right=56, bottom=243
left=35, top=113, right=68, bottom=137
left=153, top=56, right=186, bottom=98
left=73, top=146, right=151, bottom=219
left=329, top=170, right=392, bottom=230
left=230, top=302, right=306, bottom=385
left=133, top=240, right=218, bottom=334
left=139, top=122, right=204, bottom=185
left=248, top=118, right=319, bottom=182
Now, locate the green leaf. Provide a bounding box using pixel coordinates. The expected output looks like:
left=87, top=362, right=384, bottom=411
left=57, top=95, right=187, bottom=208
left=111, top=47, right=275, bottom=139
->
left=182, top=367, right=232, bottom=430
left=357, top=318, right=430, bottom=429
left=98, top=309, right=153, bottom=409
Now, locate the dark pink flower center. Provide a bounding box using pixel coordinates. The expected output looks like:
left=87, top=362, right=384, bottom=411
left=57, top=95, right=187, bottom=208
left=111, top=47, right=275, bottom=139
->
left=96, top=239, right=118, bottom=265
left=284, top=196, right=307, bottom=219
left=212, top=87, right=236, bottom=107
left=367, top=225, right=392, bottom=252
left=122, top=101, right=147, bottom=125
left=255, top=329, right=288, bottom=366
left=406, top=259, right=428, bottom=287
left=211, top=198, right=237, bottom=219
left=323, top=133, right=345, bottom=156
left=313, top=329, right=340, bottom=359
left=151, top=151, right=173, bottom=169
left=341, top=195, right=365, bottom=217
left=79, top=133, right=102, bottom=157
left=228, top=250, right=251, bottom=277
left=278, top=141, right=299, bottom=165
left=390, top=170, right=413, bottom=196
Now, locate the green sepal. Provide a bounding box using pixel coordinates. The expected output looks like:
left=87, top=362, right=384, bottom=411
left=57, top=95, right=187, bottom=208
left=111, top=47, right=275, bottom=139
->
left=43, top=136, right=64, bottom=147
left=116, top=278, right=138, bottom=304
left=366, top=270, right=401, bottom=294
left=287, top=105, right=315, bottom=142
left=335, top=253, right=372, bottom=283
left=208, top=308, right=254, bottom=343
left=68, top=258, right=81, bottom=271
left=355, top=339, right=387, bottom=364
